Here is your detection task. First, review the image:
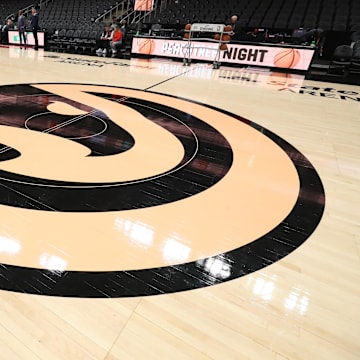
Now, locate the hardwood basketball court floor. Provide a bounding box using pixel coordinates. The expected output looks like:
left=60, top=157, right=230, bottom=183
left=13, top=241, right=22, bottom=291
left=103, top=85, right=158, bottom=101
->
left=0, top=46, right=359, bottom=359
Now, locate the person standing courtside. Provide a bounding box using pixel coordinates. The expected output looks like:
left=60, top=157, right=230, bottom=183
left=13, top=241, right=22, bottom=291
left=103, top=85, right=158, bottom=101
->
left=17, top=10, right=27, bottom=48
left=30, top=8, right=39, bottom=50
left=229, top=15, right=241, bottom=41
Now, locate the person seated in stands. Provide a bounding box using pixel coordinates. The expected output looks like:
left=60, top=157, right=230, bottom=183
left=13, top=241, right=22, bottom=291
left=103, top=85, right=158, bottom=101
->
left=120, top=19, right=127, bottom=39
left=0, top=21, right=7, bottom=44
left=291, top=28, right=308, bottom=44
left=110, top=16, right=118, bottom=30
left=293, top=28, right=324, bottom=47
left=96, top=24, right=112, bottom=57
left=229, top=14, right=241, bottom=41
left=6, top=18, right=14, bottom=29
left=110, top=24, right=123, bottom=58
left=1, top=18, right=14, bottom=44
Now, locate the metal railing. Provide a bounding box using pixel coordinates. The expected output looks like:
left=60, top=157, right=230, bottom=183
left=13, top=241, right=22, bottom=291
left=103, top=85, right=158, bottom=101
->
left=39, top=0, right=53, bottom=8
left=95, top=0, right=130, bottom=23
left=133, top=0, right=173, bottom=23
left=95, top=0, right=173, bottom=25
left=6, top=3, right=34, bottom=20
left=6, top=0, right=52, bottom=21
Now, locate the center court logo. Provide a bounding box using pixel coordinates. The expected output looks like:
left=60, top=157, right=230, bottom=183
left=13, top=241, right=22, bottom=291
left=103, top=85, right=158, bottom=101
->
left=0, top=83, right=325, bottom=297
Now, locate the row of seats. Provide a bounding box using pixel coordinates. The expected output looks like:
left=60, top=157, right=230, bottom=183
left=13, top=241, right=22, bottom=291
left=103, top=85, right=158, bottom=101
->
left=151, top=0, right=360, bottom=32
left=48, top=29, right=100, bottom=54
left=39, top=0, right=122, bottom=22
left=41, top=20, right=104, bottom=34
left=3, top=0, right=360, bottom=34
left=47, top=27, right=131, bottom=57
left=0, top=0, right=33, bottom=19
left=329, top=31, right=360, bottom=74
left=2, top=0, right=360, bottom=66
left=4, top=0, right=360, bottom=37
left=2, top=0, right=121, bottom=25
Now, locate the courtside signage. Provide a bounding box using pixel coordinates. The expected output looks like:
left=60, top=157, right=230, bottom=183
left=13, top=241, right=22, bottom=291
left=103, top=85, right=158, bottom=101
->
left=8, top=30, right=45, bottom=47
left=132, top=38, right=315, bottom=70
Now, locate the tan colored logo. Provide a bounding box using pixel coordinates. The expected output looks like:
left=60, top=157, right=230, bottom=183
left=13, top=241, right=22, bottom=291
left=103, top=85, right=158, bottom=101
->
left=0, top=83, right=324, bottom=297
left=137, top=38, right=155, bottom=55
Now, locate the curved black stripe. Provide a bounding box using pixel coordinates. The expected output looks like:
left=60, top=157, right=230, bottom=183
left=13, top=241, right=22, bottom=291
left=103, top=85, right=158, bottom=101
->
left=0, top=85, right=325, bottom=298
left=0, top=85, right=232, bottom=211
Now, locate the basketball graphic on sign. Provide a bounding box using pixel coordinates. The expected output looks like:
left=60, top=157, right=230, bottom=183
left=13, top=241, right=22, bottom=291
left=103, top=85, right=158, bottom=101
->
left=220, top=43, right=228, bottom=51
left=273, top=49, right=301, bottom=69
left=221, top=34, right=231, bottom=42
left=138, top=38, right=155, bottom=54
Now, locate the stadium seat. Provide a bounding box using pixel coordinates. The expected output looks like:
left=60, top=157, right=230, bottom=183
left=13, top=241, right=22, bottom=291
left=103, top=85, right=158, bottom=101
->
left=349, top=47, right=360, bottom=73
left=328, top=44, right=353, bottom=74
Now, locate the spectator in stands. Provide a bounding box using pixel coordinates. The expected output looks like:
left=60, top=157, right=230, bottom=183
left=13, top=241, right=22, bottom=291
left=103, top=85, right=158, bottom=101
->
left=1, top=18, right=14, bottom=44
left=110, top=24, right=123, bottom=57
left=17, top=10, right=27, bottom=47
left=30, top=8, right=40, bottom=50
left=96, top=24, right=112, bottom=57
left=229, top=15, right=241, bottom=41
left=120, top=19, right=127, bottom=39
left=110, top=16, right=118, bottom=30
left=6, top=18, right=14, bottom=28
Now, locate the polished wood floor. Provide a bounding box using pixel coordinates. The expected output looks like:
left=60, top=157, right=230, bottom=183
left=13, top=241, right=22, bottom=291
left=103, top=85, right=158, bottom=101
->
left=0, top=46, right=359, bottom=359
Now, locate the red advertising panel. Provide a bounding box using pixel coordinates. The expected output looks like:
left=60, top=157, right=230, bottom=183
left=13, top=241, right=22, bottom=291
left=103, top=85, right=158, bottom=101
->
left=134, top=0, right=154, bottom=11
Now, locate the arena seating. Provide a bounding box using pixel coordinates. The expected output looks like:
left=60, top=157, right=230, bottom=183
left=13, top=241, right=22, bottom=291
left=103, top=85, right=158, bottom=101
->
left=1, top=0, right=125, bottom=54
left=329, top=44, right=353, bottom=73
left=1, top=0, right=360, bottom=64
left=150, top=0, right=360, bottom=33
left=349, top=41, right=360, bottom=73
left=145, top=0, right=360, bottom=69
left=0, top=0, right=34, bottom=21
left=39, top=0, right=118, bottom=32
left=2, top=0, right=360, bottom=36
left=48, top=28, right=100, bottom=55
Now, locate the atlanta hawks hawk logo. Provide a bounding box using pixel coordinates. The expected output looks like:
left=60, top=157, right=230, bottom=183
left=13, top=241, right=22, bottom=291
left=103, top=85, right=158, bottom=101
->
left=0, top=83, right=325, bottom=297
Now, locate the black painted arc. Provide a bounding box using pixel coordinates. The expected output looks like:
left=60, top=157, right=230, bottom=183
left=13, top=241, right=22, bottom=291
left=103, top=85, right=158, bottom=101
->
left=24, top=112, right=135, bottom=156
left=0, top=100, right=325, bottom=297
left=0, top=85, right=233, bottom=211
left=0, top=145, right=20, bottom=162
